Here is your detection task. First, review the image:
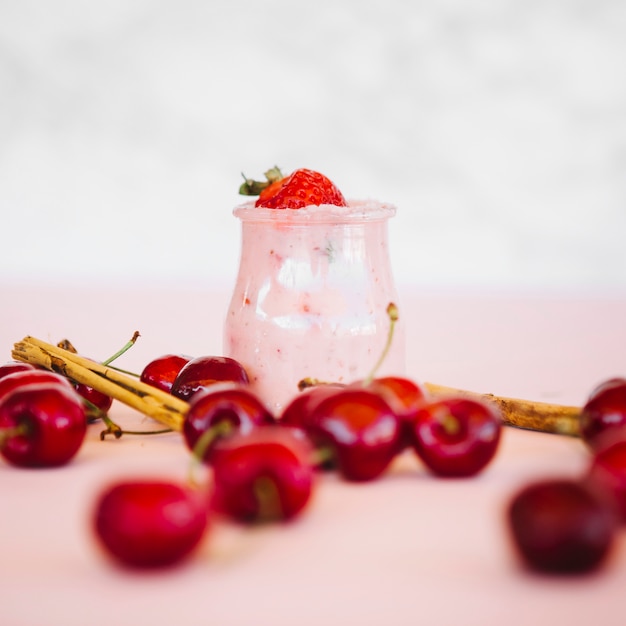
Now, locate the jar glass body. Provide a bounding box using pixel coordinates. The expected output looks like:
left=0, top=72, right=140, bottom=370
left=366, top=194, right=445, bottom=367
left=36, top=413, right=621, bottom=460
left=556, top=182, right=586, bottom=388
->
left=223, top=200, right=405, bottom=413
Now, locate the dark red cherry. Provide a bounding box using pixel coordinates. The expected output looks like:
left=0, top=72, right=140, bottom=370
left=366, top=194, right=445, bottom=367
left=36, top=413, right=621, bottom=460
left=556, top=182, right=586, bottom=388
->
left=93, top=480, right=209, bottom=568
left=210, top=426, right=315, bottom=523
left=309, top=388, right=401, bottom=481
left=280, top=384, right=343, bottom=467
left=0, top=361, right=38, bottom=379
left=280, top=384, right=345, bottom=427
left=409, top=397, right=501, bottom=477
left=587, top=377, right=626, bottom=402
left=183, top=383, right=274, bottom=462
left=0, top=369, right=73, bottom=403
left=0, top=383, right=87, bottom=467
left=588, top=435, right=626, bottom=522
left=580, top=380, right=626, bottom=449
left=507, top=478, right=616, bottom=574
left=355, top=376, right=428, bottom=451
left=140, top=354, right=192, bottom=394
left=74, top=383, right=113, bottom=413
left=171, top=355, right=249, bottom=401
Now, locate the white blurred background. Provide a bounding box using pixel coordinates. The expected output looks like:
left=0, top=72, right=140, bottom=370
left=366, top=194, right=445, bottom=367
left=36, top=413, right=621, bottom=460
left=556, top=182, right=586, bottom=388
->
left=1, top=0, right=625, bottom=294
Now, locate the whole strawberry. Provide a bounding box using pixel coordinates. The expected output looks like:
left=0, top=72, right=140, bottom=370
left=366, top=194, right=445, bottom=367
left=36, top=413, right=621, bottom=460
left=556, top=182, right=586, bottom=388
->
left=239, top=167, right=347, bottom=209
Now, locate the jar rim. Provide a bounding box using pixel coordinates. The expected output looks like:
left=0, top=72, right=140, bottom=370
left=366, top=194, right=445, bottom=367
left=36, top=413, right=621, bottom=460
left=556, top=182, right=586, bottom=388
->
left=233, top=199, right=396, bottom=223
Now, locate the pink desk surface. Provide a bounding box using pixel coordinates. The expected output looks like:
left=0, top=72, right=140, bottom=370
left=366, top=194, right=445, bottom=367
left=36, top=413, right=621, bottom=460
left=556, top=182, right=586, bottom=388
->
left=1, top=282, right=626, bottom=626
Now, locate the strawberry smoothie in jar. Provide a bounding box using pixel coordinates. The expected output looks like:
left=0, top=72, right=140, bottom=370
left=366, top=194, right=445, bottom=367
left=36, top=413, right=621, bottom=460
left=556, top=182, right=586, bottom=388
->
left=223, top=169, right=405, bottom=412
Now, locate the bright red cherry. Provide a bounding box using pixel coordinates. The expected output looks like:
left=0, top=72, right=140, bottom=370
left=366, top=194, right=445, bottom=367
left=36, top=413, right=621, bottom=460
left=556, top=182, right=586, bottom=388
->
left=183, top=383, right=274, bottom=462
left=507, top=478, right=616, bottom=573
left=0, top=361, right=38, bottom=379
left=140, top=354, right=192, bottom=394
left=409, top=397, right=501, bottom=477
left=0, top=383, right=87, bottom=467
left=309, top=388, right=401, bottom=481
left=0, top=369, right=74, bottom=402
left=171, top=355, right=249, bottom=401
left=580, top=379, right=626, bottom=449
left=93, top=480, right=209, bottom=568
left=210, top=426, right=315, bottom=523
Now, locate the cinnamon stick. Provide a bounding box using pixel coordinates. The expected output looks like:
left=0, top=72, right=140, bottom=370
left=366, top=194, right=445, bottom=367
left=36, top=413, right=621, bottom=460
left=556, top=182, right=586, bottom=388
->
left=424, top=382, right=580, bottom=437
left=11, top=336, right=188, bottom=431
left=11, top=335, right=582, bottom=437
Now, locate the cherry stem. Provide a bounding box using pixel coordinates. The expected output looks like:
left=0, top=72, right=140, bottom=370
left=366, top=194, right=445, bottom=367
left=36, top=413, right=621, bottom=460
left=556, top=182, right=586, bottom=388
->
left=0, top=424, right=29, bottom=448
left=362, top=302, right=399, bottom=386
left=253, top=476, right=283, bottom=522
left=188, top=421, right=234, bottom=487
left=101, top=331, right=140, bottom=366
left=98, top=411, right=172, bottom=440
left=57, top=333, right=142, bottom=376
left=82, top=397, right=171, bottom=440
left=310, top=445, right=336, bottom=468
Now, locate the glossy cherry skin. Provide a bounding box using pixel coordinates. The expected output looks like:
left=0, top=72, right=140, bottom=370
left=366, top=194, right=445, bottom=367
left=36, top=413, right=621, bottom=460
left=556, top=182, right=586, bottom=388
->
left=352, top=376, right=428, bottom=451
left=140, top=354, right=192, bottom=394
left=409, top=397, right=501, bottom=477
left=0, top=383, right=87, bottom=467
left=0, top=361, right=38, bottom=379
left=93, top=480, right=209, bottom=568
left=171, top=355, right=250, bottom=401
left=588, top=435, right=626, bottom=522
left=580, top=379, right=626, bottom=449
left=507, top=479, right=616, bottom=574
left=210, top=426, right=315, bottom=523
left=280, top=384, right=344, bottom=467
left=0, top=369, right=73, bottom=402
left=74, top=383, right=113, bottom=413
left=183, top=383, right=274, bottom=461
left=309, top=388, right=401, bottom=482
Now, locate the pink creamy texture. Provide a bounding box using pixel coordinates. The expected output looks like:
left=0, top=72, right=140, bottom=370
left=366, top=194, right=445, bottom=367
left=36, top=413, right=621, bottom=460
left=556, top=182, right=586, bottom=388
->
left=223, top=200, right=406, bottom=413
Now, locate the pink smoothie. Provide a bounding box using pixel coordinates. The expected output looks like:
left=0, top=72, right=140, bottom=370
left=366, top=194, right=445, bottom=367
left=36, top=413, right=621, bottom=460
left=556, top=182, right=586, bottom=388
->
left=223, top=200, right=405, bottom=413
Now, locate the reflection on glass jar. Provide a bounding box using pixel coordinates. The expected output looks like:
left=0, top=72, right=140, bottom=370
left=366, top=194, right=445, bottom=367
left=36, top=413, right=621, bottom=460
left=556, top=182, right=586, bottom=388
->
left=223, top=200, right=405, bottom=413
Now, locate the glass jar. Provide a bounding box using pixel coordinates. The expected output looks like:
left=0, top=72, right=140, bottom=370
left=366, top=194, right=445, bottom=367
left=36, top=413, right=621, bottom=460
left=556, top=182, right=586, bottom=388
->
left=223, top=200, right=405, bottom=413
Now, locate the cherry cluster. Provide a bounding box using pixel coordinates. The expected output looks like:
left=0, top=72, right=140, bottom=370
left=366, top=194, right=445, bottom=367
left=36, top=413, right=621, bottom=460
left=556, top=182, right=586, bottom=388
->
left=507, top=377, right=626, bottom=574
left=4, top=344, right=625, bottom=576
left=0, top=350, right=502, bottom=569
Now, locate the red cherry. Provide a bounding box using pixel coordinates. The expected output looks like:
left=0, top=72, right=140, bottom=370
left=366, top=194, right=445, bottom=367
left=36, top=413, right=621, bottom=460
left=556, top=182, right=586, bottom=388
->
left=409, top=397, right=501, bottom=477
left=352, top=376, right=428, bottom=451
left=0, top=383, right=87, bottom=467
left=580, top=379, right=626, bottom=449
left=310, top=388, right=401, bottom=481
left=280, top=385, right=345, bottom=469
left=588, top=435, right=626, bottom=522
left=0, top=361, right=38, bottom=379
left=74, top=383, right=113, bottom=413
left=0, top=369, right=74, bottom=403
left=140, top=354, right=192, bottom=394
left=507, top=478, right=616, bottom=573
left=171, top=355, right=250, bottom=401
left=183, top=383, right=274, bottom=461
left=587, top=377, right=626, bottom=402
left=210, top=426, right=315, bottom=523
left=93, top=480, right=209, bottom=568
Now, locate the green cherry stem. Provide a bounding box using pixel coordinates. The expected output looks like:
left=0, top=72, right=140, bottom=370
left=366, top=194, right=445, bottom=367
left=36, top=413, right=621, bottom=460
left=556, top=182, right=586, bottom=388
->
left=253, top=475, right=283, bottom=522
left=362, top=302, right=399, bottom=386
left=188, top=421, right=234, bottom=487
left=101, top=331, right=141, bottom=366
left=0, top=423, right=29, bottom=448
